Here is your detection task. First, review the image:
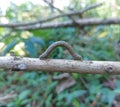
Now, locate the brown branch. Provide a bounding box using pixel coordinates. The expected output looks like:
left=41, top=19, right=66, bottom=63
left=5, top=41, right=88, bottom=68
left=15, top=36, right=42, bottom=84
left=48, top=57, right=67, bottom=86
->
left=0, top=92, right=17, bottom=104
left=43, top=0, right=79, bottom=25
left=14, top=18, right=120, bottom=30
left=90, top=93, right=102, bottom=107
left=0, top=3, right=102, bottom=28
left=43, top=0, right=63, bottom=13
left=44, top=0, right=54, bottom=13
left=0, top=56, right=120, bottom=74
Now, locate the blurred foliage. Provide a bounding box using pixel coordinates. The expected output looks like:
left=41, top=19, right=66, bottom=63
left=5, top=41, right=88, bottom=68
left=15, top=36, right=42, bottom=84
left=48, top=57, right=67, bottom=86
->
left=0, top=0, right=120, bottom=106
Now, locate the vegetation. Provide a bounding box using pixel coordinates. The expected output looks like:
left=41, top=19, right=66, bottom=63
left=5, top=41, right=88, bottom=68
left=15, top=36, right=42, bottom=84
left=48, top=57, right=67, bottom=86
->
left=0, top=0, right=120, bottom=106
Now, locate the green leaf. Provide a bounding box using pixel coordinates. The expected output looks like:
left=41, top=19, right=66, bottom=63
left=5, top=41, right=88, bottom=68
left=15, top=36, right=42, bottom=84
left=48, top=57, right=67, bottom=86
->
left=45, top=94, right=53, bottom=107
left=66, top=90, right=86, bottom=104
left=114, top=89, right=120, bottom=94
left=107, top=91, right=115, bottom=105
left=30, top=36, right=45, bottom=46
left=101, top=88, right=115, bottom=105
left=3, top=38, right=19, bottom=55
left=23, top=37, right=45, bottom=57
left=18, top=90, right=31, bottom=100
left=23, top=39, right=37, bottom=57
left=46, top=82, right=57, bottom=94
left=57, top=90, right=86, bottom=105
left=72, top=99, right=80, bottom=107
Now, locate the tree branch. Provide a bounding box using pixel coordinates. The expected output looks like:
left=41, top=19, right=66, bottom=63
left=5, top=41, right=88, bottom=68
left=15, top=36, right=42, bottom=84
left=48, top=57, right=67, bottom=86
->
left=0, top=56, right=120, bottom=74
left=43, top=0, right=79, bottom=26
left=14, top=18, right=120, bottom=30
left=43, top=0, right=63, bottom=13
left=0, top=3, right=102, bottom=28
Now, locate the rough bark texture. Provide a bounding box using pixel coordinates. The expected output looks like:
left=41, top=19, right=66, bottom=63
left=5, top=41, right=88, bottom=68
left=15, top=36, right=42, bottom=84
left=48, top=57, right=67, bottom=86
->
left=14, top=18, right=120, bottom=30
left=0, top=56, right=120, bottom=74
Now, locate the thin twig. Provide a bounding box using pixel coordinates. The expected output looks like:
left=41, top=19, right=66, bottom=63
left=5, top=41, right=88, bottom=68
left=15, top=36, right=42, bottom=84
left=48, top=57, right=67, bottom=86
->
left=79, top=76, right=88, bottom=90
left=43, top=0, right=78, bottom=25
left=0, top=3, right=102, bottom=28
left=89, top=93, right=102, bottom=107
left=43, top=0, right=63, bottom=13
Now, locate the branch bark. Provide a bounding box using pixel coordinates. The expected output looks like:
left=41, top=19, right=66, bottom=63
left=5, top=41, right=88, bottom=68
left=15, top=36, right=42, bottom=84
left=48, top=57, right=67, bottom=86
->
left=0, top=3, right=102, bottom=28
left=14, top=18, right=120, bottom=30
left=0, top=56, right=120, bottom=74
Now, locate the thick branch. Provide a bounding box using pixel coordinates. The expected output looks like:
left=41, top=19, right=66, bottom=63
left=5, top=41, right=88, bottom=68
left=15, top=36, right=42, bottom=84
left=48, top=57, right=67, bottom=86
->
left=0, top=56, right=119, bottom=74
left=0, top=3, right=102, bottom=28
left=14, top=18, right=120, bottom=30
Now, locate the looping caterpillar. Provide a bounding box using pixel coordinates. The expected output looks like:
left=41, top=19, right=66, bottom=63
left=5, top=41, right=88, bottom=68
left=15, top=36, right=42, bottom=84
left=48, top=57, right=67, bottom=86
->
left=39, top=41, right=82, bottom=60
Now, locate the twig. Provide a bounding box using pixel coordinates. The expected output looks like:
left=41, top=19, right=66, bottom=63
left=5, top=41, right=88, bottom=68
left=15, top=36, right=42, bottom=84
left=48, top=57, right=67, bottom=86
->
left=79, top=76, right=88, bottom=90
left=44, top=0, right=54, bottom=13
left=43, top=0, right=78, bottom=25
left=0, top=3, right=102, bottom=28
left=0, top=92, right=17, bottom=104
left=89, top=93, right=102, bottom=107
left=80, top=2, right=102, bottom=13
left=14, top=18, right=120, bottom=30
left=43, top=0, right=63, bottom=13
left=44, top=0, right=80, bottom=26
